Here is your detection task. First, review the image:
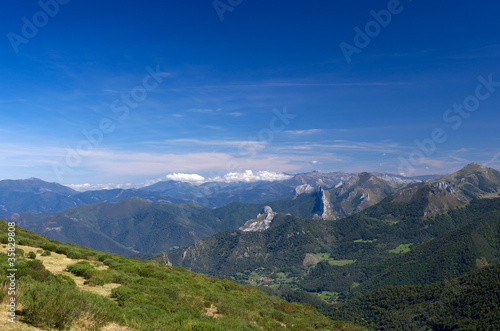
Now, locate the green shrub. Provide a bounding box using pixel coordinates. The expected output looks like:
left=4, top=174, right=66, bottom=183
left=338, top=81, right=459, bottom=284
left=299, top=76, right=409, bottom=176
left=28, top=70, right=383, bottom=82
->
left=40, top=241, right=57, bottom=252
left=191, top=321, right=217, bottom=330
left=17, top=238, right=37, bottom=247
left=55, top=245, right=67, bottom=255
left=102, top=258, right=117, bottom=267
left=122, top=304, right=169, bottom=330
left=20, top=280, right=117, bottom=330
left=111, top=286, right=139, bottom=306
left=41, top=250, right=51, bottom=256
left=84, top=276, right=104, bottom=286
left=98, top=253, right=114, bottom=262
left=108, top=269, right=130, bottom=284
left=0, top=289, right=6, bottom=302
left=16, top=248, right=24, bottom=258
left=27, top=251, right=36, bottom=259
left=16, top=259, right=52, bottom=282
left=66, top=248, right=87, bottom=259
left=55, top=274, right=77, bottom=287
left=67, top=261, right=95, bottom=279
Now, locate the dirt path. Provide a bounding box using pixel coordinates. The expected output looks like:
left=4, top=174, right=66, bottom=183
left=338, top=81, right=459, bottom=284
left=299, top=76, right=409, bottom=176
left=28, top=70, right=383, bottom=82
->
left=0, top=244, right=131, bottom=330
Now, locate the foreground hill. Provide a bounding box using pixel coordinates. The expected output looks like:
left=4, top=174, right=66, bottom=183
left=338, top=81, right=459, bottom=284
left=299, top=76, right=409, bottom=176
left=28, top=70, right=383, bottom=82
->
left=0, top=220, right=364, bottom=330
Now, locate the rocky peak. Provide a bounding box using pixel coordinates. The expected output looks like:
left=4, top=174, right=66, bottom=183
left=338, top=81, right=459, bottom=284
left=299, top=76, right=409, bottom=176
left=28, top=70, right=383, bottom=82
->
left=239, top=206, right=277, bottom=232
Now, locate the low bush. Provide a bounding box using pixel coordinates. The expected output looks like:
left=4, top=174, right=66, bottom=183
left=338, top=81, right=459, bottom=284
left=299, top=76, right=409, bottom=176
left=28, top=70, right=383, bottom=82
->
left=84, top=276, right=104, bottom=286
left=55, top=274, right=77, bottom=287
left=20, top=279, right=118, bottom=330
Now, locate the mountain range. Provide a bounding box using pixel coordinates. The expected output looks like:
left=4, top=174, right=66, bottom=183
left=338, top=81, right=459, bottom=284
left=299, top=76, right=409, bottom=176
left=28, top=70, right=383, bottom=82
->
left=0, top=171, right=433, bottom=215
left=167, top=163, right=500, bottom=301
left=4, top=164, right=498, bottom=259
left=1, top=162, right=500, bottom=330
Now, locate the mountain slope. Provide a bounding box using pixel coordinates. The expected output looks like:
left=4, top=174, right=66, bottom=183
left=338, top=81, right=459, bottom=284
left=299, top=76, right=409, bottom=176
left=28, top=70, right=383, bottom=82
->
left=266, top=173, right=397, bottom=221
left=0, top=178, right=186, bottom=215
left=0, top=177, right=77, bottom=195
left=0, top=220, right=365, bottom=330
left=322, top=172, right=396, bottom=220
left=391, top=162, right=500, bottom=217
left=327, top=263, right=500, bottom=330
left=6, top=198, right=263, bottom=256
left=356, top=197, right=500, bottom=294
left=0, top=178, right=79, bottom=214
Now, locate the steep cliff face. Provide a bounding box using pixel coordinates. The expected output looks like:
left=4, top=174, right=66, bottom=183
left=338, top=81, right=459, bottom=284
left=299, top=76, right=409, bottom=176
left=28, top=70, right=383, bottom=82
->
left=321, top=188, right=334, bottom=220
left=319, top=173, right=395, bottom=220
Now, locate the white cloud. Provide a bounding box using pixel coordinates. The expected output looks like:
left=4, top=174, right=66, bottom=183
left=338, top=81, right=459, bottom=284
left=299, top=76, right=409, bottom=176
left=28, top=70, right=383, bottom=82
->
left=165, top=173, right=206, bottom=183
left=285, top=129, right=323, bottom=135
left=70, top=170, right=294, bottom=190
left=156, top=170, right=293, bottom=184
left=209, top=170, right=292, bottom=183
left=84, top=149, right=300, bottom=177
left=67, top=183, right=139, bottom=191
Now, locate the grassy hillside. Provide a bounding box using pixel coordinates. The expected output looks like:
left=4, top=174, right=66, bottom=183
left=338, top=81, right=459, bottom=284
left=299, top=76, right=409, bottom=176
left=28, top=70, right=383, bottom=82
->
left=0, top=220, right=364, bottom=331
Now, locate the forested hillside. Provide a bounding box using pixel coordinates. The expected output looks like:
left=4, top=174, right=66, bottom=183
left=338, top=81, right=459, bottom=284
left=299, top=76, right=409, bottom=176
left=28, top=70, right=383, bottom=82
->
left=327, top=264, right=500, bottom=330
left=171, top=197, right=500, bottom=306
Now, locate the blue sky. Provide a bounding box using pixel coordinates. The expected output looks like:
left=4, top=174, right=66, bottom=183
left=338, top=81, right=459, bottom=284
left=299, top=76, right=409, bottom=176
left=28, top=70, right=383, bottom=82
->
left=1, top=0, right=500, bottom=187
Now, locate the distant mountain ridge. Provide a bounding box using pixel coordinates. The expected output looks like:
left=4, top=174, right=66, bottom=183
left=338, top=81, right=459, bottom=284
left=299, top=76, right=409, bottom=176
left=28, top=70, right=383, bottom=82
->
left=1, top=170, right=434, bottom=256
left=390, top=162, right=500, bottom=217
left=5, top=198, right=264, bottom=256
left=0, top=171, right=433, bottom=214
left=0, top=178, right=186, bottom=215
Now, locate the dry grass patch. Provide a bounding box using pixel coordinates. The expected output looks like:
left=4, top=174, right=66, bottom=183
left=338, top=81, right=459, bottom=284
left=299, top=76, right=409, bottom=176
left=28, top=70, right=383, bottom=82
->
left=0, top=244, right=120, bottom=297
left=0, top=245, right=132, bottom=330
left=203, top=304, right=222, bottom=319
